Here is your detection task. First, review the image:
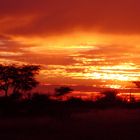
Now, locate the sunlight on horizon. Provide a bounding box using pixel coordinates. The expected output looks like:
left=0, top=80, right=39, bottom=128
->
left=1, top=33, right=140, bottom=96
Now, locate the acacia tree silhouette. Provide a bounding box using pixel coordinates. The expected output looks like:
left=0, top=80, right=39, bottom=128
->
left=11, top=65, right=40, bottom=94
left=55, top=86, right=73, bottom=97
left=0, top=64, right=40, bottom=97
left=98, top=90, right=119, bottom=104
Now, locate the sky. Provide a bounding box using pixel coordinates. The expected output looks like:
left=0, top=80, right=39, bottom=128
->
left=1, top=0, right=140, bottom=97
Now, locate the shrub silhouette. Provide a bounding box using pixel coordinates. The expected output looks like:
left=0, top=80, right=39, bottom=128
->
left=96, top=90, right=123, bottom=107
left=31, top=93, right=50, bottom=105
left=101, top=90, right=118, bottom=102
left=9, top=92, right=22, bottom=101
left=133, top=81, right=140, bottom=88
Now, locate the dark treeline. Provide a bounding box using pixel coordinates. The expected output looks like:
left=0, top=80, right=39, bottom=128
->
left=0, top=64, right=140, bottom=118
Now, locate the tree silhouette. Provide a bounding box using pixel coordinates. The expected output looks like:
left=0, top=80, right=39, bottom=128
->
left=0, top=65, right=15, bottom=97
left=0, top=64, right=40, bottom=97
left=101, top=90, right=118, bottom=101
left=11, top=65, right=40, bottom=94
left=133, top=81, right=140, bottom=88
left=55, top=86, right=73, bottom=97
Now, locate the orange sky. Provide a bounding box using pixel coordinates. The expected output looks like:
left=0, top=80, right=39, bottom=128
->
left=0, top=0, right=140, bottom=95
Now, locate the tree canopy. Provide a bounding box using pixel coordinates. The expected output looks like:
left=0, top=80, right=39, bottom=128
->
left=0, top=64, right=40, bottom=97
left=55, top=86, right=73, bottom=97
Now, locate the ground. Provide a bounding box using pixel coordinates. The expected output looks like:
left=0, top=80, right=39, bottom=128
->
left=0, top=109, right=140, bottom=140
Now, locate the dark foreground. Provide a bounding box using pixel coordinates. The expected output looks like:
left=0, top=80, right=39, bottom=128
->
left=1, top=109, right=140, bottom=140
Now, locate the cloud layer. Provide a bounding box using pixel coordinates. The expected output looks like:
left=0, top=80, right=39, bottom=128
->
left=0, top=0, right=140, bottom=36
left=0, top=0, right=140, bottom=95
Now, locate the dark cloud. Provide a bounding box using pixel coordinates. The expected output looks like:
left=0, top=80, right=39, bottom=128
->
left=0, top=0, right=140, bottom=36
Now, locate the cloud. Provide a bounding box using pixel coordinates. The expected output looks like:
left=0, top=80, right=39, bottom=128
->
left=0, top=35, right=77, bottom=65
left=0, top=35, right=32, bottom=51
left=78, top=44, right=140, bottom=65
left=0, top=0, right=140, bottom=37
left=1, top=1, right=140, bottom=93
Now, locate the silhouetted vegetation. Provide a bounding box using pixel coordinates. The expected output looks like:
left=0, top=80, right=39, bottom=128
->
left=55, top=86, right=73, bottom=97
left=0, top=64, right=40, bottom=97
left=133, top=81, right=140, bottom=88
left=0, top=64, right=139, bottom=119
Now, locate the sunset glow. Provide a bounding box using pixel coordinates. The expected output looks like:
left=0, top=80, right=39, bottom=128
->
left=0, top=0, right=140, bottom=98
